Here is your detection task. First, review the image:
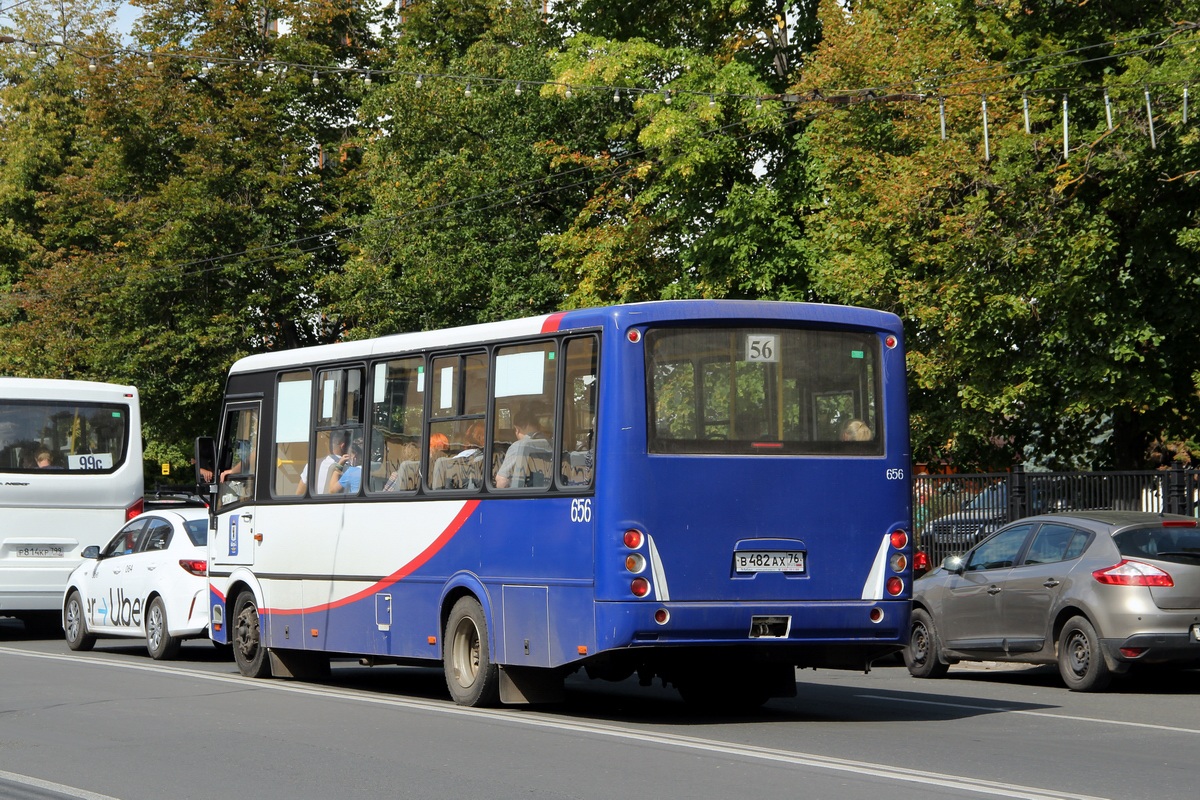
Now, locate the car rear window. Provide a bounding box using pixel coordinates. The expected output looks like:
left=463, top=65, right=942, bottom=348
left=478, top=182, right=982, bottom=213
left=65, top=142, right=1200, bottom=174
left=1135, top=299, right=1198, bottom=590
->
left=184, top=519, right=209, bottom=547
left=1114, top=526, right=1200, bottom=564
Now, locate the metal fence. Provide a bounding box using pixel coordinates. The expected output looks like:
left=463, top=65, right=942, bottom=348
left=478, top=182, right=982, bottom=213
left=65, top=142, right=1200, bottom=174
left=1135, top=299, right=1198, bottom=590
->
left=914, top=466, right=1200, bottom=566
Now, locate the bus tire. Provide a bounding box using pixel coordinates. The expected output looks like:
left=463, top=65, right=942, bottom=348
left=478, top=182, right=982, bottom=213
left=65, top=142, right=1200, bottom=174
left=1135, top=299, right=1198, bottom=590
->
left=64, top=591, right=96, bottom=652
left=443, top=596, right=500, bottom=707
left=145, top=596, right=182, bottom=660
left=232, top=592, right=271, bottom=679
left=904, top=608, right=949, bottom=679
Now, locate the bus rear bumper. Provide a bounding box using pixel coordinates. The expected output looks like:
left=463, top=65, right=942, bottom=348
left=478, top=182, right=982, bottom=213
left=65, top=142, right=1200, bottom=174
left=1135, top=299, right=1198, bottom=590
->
left=594, top=599, right=910, bottom=652
left=0, top=586, right=73, bottom=613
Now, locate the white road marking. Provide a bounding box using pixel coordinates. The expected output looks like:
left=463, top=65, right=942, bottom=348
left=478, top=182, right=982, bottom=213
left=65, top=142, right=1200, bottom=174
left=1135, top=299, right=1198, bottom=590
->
left=859, top=693, right=1200, bottom=735
left=0, top=769, right=123, bottom=800
left=1, top=647, right=1108, bottom=800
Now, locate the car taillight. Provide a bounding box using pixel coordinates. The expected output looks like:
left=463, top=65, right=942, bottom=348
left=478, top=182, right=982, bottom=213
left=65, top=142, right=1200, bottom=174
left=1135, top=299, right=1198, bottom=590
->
left=1092, top=559, right=1174, bottom=587
left=913, top=550, right=930, bottom=573
left=179, top=559, right=208, bottom=577
left=125, top=498, right=144, bottom=522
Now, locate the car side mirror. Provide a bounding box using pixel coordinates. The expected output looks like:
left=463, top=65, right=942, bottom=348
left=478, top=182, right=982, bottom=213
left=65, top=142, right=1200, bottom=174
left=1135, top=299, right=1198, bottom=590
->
left=81, top=545, right=100, bottom=560
left=942, top=555, right=966, bottom=575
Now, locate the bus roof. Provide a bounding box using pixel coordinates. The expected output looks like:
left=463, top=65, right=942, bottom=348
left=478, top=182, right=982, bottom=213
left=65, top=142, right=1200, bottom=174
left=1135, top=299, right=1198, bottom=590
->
left=228, top=299, right=903, bottom=374
left=0, top=377, right=139, bottom=401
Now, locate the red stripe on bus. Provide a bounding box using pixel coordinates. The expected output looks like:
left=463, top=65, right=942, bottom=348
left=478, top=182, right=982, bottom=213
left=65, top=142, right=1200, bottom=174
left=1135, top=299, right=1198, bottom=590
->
left=541, top=312, right=567, bottom=333
left=263, top=500, right=481, bottom=616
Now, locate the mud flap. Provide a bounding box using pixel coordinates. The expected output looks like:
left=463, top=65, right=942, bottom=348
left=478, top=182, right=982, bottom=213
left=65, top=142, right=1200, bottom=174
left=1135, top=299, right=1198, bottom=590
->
left=498, top=665, right=565, bottom=704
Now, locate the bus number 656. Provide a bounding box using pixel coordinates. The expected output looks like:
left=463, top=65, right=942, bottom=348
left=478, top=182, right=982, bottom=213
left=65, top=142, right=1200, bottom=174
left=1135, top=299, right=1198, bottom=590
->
left=570, top=498, right=592, bottom=523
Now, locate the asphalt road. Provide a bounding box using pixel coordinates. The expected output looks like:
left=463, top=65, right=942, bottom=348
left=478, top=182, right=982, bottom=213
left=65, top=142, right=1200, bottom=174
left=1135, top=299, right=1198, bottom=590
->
left=2, top=618, right=1197, bottom=800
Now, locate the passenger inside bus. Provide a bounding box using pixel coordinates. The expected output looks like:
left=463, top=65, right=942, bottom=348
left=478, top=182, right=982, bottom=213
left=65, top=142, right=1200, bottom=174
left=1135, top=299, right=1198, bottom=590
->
left=383, top=441, right=421, bottom=491
left=296, top=430, right=350, bottom=496
left=431, top=423, right=487, bottom=490
left=841, top=419, right=872, bottom=441
left=495, top=402, right=552, bottom=489
left=327, top=440, right=365, bottom=494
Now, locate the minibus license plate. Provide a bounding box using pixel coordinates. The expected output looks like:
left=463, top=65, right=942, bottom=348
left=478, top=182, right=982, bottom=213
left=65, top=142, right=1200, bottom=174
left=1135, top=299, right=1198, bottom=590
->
left=734, top=551, right=805, bottom=573
left=16, top=546, right=64, bottom=558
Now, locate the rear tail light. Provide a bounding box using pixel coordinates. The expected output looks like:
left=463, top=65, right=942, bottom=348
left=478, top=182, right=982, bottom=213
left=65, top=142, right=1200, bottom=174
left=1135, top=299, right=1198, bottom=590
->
left=913, top=550, right=930, bottom=573
left=625, top=553, right=646, bottom=573
left=1092, top=559, right=1174, bottom=587
left=1162, top=520, right=1197, bottom=527
left=623, top=529, right=644, bottom=549
left=890, top=553, right=907, bottom=571
left=631, top=577, right=650, bottom=597
left=1119, top=647, right=1147, bottom=658
left=886, top=576, right=904, bottom=596
left=125, top=498, right=144, bottom=522
left=890, top=530, right=908, bottom=549
left=179, top=559, right=208, bottom=577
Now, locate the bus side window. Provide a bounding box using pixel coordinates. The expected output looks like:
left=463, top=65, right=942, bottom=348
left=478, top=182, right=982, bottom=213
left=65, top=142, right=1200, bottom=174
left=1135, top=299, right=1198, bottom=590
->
left=492, top=341, right=557, bottom=491
left=274, top=371, right=311, bottom=497
left=371, top=357, right=425, bottom=494
left=561, top=336, right=597, bottom=488
left=426, top=353, right=487, bottom=493
left=306, top=368, right=364, bottom=498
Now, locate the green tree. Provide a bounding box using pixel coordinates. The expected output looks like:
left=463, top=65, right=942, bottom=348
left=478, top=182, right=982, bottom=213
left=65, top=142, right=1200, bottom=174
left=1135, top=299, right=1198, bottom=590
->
left=542, top=1, right=818, bottom=305
left=328, top=1, right=619, bottom=334
left=0, top=0, right=379, bottom=470
left=794, top=0, right=1200, bottom=469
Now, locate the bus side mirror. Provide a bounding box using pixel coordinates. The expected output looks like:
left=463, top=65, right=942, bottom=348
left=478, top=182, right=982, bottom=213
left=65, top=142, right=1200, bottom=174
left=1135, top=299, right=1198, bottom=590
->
left=194, top=435, right=217, bottom=497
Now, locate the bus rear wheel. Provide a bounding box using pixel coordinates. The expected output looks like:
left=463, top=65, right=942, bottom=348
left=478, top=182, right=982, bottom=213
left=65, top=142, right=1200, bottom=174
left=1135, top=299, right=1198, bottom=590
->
left=443, top=596, right=499, bottom=707
left=232, top=592, right=271, bottom=679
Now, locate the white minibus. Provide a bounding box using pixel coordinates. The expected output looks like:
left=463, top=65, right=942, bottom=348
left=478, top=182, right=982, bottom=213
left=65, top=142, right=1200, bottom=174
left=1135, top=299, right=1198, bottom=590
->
left=0, top=378, right=144, bottom=630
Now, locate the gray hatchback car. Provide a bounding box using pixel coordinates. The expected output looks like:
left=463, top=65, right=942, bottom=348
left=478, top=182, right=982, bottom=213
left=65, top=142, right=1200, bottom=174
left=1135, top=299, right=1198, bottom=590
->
left=905, top=511, right=1200, bottom=691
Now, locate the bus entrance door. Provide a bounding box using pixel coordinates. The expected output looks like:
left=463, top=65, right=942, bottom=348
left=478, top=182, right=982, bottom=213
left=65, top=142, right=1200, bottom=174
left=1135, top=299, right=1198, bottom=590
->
left=215, top=510, right=256, bottom=568
left=213, top=403, right=260, bottom=568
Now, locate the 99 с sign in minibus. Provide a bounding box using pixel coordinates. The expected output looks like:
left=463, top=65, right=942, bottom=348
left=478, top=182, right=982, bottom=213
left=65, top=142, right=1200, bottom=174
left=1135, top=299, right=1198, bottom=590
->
left=198, top=300, right=913, bottom=708
left=0, top=378, right=143, bottom=631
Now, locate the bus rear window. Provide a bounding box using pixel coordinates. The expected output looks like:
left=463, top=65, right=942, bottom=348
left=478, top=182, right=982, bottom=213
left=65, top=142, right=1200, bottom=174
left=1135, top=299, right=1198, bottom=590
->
left=646, top=327, right=883, bottom=455
left=0, top=400, right=130, bottom=472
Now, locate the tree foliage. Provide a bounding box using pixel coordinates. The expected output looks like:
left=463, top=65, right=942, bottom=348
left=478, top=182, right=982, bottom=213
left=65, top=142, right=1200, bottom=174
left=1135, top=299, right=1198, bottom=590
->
left=794, top=0, right=1200, bottom=469
left=1, top=0, right=1198, bottom=474
left=1, top=0, right=377, bottom=462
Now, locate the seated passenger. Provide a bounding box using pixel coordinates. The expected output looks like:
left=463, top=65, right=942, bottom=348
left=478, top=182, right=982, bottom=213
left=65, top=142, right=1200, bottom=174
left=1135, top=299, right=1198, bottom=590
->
left=328, top=441, right=364, bottom=494
left=841, top=419, right=872, bottom=441
left=383, top=442, right=420, bottom=492
left=297, top=431, right=350, bottom=496
left=495, top=403, right=552, bottom=489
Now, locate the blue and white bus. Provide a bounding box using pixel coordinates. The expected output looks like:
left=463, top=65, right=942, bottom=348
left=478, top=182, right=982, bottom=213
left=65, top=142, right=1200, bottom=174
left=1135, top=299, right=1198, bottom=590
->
left=201, top=300, right=912, bottom=707
left=0, top=378, right=144, bottom=630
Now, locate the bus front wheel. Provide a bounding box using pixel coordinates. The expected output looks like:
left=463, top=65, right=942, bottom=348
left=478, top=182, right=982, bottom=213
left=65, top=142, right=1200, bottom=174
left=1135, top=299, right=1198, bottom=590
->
left=443, top=596, right=499, bottom=707
left=232, top=592, right=271, bottom=679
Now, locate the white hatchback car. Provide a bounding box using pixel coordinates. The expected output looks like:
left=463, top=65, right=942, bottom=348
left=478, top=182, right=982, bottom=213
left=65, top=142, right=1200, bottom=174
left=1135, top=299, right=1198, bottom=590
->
left=62, top=507, right=210, bottom=659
